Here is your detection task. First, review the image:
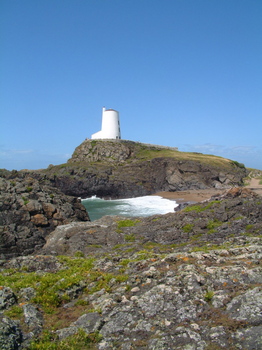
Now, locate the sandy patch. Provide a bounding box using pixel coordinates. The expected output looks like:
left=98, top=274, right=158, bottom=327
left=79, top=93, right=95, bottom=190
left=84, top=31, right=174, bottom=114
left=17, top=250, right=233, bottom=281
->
left=154, top=188, right=224, bottom=203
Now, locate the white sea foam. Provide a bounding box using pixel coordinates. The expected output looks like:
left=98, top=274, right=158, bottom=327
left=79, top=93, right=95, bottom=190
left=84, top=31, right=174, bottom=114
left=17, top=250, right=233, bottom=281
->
left=82, top=195, right=178, bottom=221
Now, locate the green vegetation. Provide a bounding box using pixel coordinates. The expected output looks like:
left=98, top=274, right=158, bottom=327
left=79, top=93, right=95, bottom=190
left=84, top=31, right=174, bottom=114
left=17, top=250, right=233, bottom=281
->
left=0, top=255, right=133, bottom=348
left=28, top=329, right=102, bottom=350
left=86, top=244, right=102, bottom=249
left=190, top=243, right=231, bottom=253
left=117, top=219, right=140, bottom=229
left=204, top=290, right=214, bottom=302
left=207, top=219, right=223, bottom=234
left=124, top=233, right=136, bottom=242
left=244, top=224, right=260, bottom=236
left=75, top=299, right=89, bottom=306
left=134, top=145, right=235, bottom=169
left=231, top=160, right=245, bottom=168
left=90, top=140, right=97, bottom=148
left=74, top=251, right=85, bottom=257
left=245, top=224, right=254, bottom=231
left=26, top=186, right=33, bottom=192
left=4, top=305, right=23, bottom=319
left=0, top=256, right=128, bottom=313
left=116, top=219, right=140, bottom=233
left=182, top=223, right=194, bottom=233
left=22, top=196, right=29, bottom=205
left=190, top=233, right=203, bottom=241
left=119, top=258, right=132, bottom=267
left=183, top=200, right=221, bottom=213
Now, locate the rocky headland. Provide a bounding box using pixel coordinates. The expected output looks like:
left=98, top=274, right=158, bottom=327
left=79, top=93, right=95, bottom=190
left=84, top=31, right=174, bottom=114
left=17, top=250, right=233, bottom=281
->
left=0, top=140, right=261, bottom=349
left=40, top=140, right=247, bottom=199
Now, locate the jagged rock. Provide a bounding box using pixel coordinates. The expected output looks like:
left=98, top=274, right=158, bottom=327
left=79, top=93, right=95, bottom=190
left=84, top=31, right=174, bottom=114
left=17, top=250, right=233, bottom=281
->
left=56, top=326, right=78, bottom=340
left=0, top=315, right=23, bottom=350
left=22, top=304, right=43, bottom=334
left=226, top=287, right=262, bottom=325
left=0, top=287, right=17, bottom=311
left=232, top=325, right=262, bottom=350
left=73, top=312, right=103, bottom=333
left=0, top=175, right=90, bottom=259
left=41, top=218, right=124, bottom=256
left=56, top=312, right=103, bottom=340
left=2, top=255, right=62, bottom=273
left=174, top=202, right=190, bottom=211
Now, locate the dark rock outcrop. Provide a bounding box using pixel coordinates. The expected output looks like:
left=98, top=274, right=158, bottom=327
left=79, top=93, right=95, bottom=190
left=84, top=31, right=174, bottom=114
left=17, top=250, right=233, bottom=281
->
left=0, top=174, right=89, bottom=259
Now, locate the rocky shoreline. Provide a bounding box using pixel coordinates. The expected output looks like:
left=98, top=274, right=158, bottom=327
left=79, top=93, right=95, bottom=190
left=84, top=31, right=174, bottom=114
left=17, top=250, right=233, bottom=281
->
left=1, top=186, right=262, bottom=349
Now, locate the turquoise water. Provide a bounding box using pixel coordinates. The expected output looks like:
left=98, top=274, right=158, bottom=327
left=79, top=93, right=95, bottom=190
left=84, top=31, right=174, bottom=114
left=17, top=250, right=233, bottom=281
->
left=82, top=195, right=177, bottom=221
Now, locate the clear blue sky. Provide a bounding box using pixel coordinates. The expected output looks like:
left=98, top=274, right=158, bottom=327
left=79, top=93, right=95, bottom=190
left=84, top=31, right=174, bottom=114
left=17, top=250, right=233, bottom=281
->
left=1, top=0, right=262, bottom=171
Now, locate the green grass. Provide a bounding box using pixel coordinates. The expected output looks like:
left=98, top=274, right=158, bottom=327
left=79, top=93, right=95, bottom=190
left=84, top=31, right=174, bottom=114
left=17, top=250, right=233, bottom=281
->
left=231, top=160, right=245, bottom=168
left=183, top=200, right=221, bottom=213
left=245, top=224, right=254, bottom=231
left=22, top=196, right=29, bottom=205
left=190, top=243, right=231, bottom=253
left=116, top=219, right=140, bottom=233
left=28, top=329, right=102, bottom=350
left=124, top=234, right=136, bottom=242
left=135, top=146, right=234, bottom=169
left=182, top=223, right=194, bottom=233
left=117, top=219, right=140, bottom=229
left=119, top=258, right=132, bottom=267
left=207, top=219, right=223, bottom=234
left=204, top=290, right=214, bottom=302
left=0, top=256, right=129, bottom=312
left=4, top=305, right=23, bottom=319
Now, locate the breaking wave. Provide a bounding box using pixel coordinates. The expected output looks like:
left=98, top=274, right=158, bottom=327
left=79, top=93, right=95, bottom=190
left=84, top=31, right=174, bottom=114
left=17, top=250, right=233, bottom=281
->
left=82, top=195, right=178, bottom=221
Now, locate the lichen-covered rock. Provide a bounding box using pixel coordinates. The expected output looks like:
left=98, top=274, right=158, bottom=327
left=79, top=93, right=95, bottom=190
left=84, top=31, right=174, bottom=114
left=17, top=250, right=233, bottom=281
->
left=2, top=255, right=62, bottom=273
left=73, top=312, right=103, bottom=333
left=232, top=325, right=262, bottom=350
left=226, top=287, right=262, bottom=325
left=0, top=287, right=17, bottom=311
left=0, top=315, right=22, bottom=350
left=22, top=304, right=43, bottom=335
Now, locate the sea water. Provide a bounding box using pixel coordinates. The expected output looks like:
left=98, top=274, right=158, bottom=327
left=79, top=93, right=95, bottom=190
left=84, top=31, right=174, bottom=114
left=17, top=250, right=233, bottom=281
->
left=82, top=195, right=178, bottom=221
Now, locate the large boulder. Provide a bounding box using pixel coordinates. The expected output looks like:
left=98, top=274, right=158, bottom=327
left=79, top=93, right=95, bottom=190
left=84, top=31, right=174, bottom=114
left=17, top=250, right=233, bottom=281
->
left=0, top=175, right=89, bottom=259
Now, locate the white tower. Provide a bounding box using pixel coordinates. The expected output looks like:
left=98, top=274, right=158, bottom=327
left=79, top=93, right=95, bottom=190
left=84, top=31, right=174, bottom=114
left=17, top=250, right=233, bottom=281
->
left=91, top=107, right=121, bottom=139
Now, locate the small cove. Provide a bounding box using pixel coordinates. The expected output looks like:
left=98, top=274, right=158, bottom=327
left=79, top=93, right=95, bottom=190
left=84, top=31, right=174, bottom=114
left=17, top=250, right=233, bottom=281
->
left=82, top=195, right=178, bottom=221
